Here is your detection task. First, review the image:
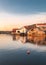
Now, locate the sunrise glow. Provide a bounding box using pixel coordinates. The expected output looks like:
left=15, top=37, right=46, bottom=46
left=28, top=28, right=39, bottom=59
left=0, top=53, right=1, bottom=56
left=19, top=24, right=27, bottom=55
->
left=0, top=12, right=46, bottom=31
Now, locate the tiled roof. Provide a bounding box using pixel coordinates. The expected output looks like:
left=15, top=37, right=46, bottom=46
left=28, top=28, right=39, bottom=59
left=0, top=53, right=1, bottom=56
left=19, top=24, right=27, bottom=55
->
left=37, top=23, right=46, bottom=25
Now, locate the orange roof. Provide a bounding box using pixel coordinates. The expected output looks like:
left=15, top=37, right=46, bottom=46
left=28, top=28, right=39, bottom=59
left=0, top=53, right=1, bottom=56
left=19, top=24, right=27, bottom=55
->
left=12, top=28, right=19, bottom=32
left=37, top=23, right=46, bottom=25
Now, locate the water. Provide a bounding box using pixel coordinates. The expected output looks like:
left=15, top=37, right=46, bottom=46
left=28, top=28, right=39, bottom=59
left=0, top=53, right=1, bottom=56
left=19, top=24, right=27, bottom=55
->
left=0, top=34, right=46, bottom=65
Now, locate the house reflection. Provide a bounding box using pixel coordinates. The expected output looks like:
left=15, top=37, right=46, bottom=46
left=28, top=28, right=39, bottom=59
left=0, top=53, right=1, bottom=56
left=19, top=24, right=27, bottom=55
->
left=27, top=36, right=46, bottom=45
left=12, top=35, right=20, bottom=41
left=20, top=36, right=27, bottom=43
left=12, top=35, right=16, bottom=40
left=12, top=35, right=46, bottom=45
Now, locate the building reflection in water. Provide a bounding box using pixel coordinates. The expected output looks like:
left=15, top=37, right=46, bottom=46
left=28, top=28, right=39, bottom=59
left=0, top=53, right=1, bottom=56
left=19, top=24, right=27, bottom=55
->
left=12, top=35, right=20, bottom=41
left=12, top=35, right=46, bottom=45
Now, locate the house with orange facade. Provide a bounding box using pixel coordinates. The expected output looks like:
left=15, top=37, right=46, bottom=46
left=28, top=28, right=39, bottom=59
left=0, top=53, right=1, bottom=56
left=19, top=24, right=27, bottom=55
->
left=36, top=23, right=46, bottom=31
left=27, top=23, right=46, bottom=36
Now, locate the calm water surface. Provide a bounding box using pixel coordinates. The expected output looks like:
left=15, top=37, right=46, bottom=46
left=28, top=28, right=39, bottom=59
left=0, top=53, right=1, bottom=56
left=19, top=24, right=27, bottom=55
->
left=0, top=34, right=46, bottom=65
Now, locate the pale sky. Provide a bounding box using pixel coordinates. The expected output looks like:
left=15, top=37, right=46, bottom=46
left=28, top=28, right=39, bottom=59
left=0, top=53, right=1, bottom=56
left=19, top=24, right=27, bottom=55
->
left=0, top=12, right=46, bottom=31
left=0, top=0, right=46, bottom=31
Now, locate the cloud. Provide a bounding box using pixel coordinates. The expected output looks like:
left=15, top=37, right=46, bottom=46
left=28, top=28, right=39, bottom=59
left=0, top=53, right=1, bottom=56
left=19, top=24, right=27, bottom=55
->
left=0, top=12, right=46, bottom=30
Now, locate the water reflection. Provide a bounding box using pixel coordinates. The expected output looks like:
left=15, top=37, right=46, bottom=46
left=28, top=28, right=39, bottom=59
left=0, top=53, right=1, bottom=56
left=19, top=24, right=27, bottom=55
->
left=13, top=35, right=20, bottom=41
left=12, top=35, right=46, bottom=45
left=0, top=34, right=46, bottom=65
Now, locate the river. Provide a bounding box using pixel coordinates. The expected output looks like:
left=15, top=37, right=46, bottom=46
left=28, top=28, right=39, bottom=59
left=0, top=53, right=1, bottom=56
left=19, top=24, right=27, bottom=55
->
left=0, top=34, right=46, bottom=65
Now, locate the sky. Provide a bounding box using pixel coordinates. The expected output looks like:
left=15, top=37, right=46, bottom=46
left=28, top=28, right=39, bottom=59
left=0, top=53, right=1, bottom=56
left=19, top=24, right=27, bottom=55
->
left=0, top=0, right=46, bottom=31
